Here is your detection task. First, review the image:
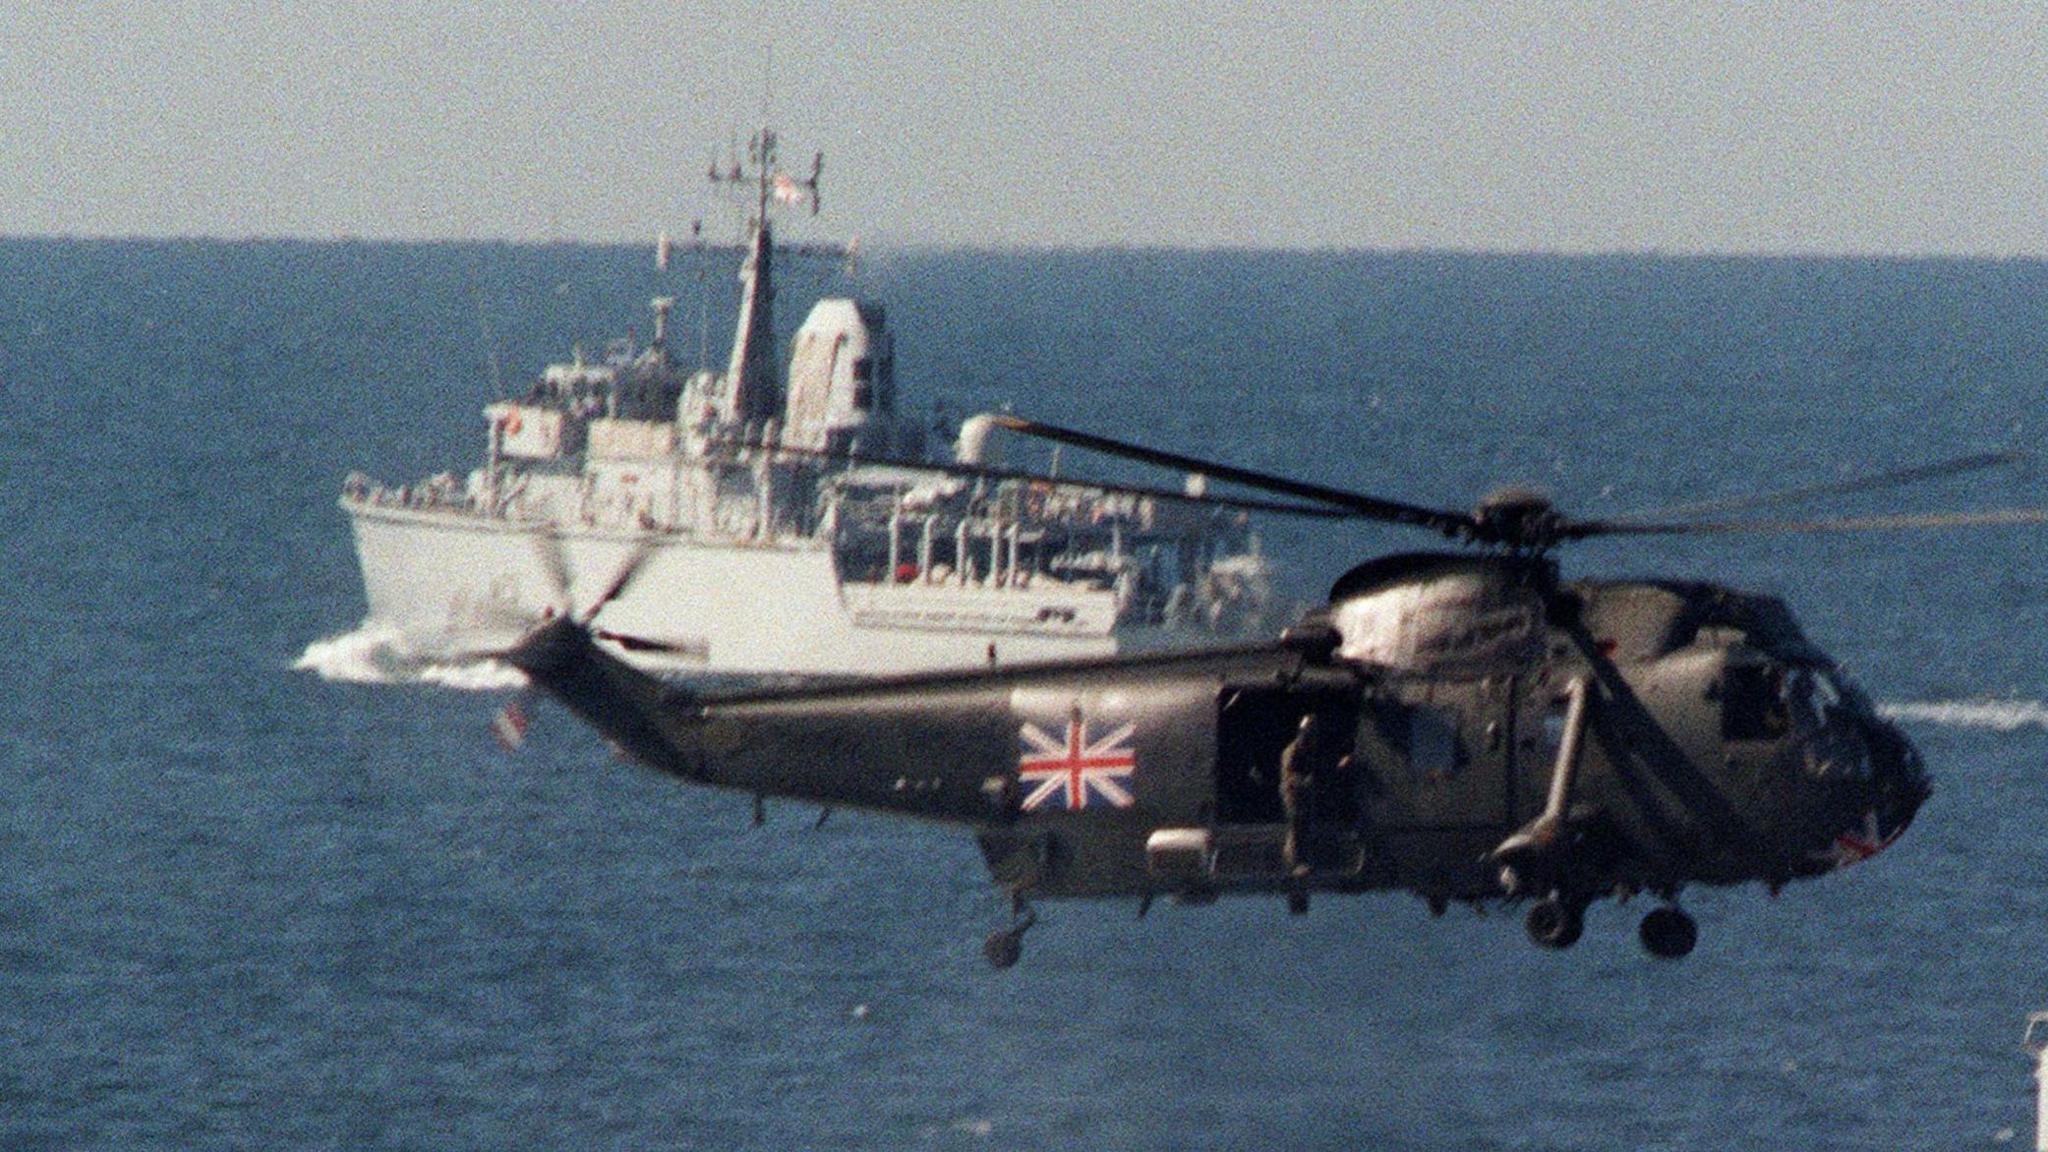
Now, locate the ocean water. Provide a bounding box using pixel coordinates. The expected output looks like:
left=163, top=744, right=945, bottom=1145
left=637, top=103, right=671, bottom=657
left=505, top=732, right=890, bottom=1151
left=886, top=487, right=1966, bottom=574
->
left=4, top=237, right=2048, bottom=1149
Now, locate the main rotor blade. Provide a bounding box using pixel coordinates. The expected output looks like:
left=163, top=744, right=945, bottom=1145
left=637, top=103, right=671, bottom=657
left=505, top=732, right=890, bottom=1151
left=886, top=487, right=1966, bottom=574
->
left=987, top=415, right=1474, bottom=537
left=762, top=440, right=1349, bottom=520
left=1616, top=450, right=2025, bottom=522
left=1571, top=506, right=2048, bottom=539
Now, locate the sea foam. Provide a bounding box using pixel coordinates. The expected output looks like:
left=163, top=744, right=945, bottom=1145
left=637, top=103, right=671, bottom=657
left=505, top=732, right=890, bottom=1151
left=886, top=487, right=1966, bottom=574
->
left=293, top=622, right=529, bottom=691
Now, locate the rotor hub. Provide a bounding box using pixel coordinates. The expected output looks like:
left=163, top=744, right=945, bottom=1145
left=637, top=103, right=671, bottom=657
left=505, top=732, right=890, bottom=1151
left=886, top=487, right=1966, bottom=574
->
left=1472, top=487, right=1563, bottom=551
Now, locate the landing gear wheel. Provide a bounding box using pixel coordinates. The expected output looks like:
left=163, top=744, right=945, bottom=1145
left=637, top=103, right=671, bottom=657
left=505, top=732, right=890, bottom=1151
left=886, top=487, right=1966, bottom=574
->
left=1525, top=896, right=1584, bottom=950
left=1638, top=906, right=1698, bottom=959
left=1287, top=891, right=1310, bottom=916
left=983, top=929, right=1023, bottom=969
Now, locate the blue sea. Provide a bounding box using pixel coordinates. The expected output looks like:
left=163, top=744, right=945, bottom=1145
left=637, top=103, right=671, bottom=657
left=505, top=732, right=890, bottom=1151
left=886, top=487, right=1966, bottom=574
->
left=4, top=237, right=2048, bottom=1149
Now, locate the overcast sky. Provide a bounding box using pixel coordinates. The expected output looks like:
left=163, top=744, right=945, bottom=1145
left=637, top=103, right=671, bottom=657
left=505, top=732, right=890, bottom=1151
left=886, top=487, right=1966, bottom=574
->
left=7, top=3, right=2046, bottom=254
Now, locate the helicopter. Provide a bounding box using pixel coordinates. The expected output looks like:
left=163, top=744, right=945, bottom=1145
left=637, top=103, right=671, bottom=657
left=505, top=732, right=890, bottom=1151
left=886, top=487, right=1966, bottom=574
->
left=477, top=414, right=2048, bottom=969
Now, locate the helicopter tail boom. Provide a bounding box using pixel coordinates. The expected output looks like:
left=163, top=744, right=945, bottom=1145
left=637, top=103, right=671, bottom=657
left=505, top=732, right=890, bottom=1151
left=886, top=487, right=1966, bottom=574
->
left=501, top=616, right=1026, bottom=823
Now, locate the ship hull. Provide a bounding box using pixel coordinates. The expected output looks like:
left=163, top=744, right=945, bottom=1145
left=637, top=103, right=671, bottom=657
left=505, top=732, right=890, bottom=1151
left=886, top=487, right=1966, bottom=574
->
left=345, top=501, right=1201, bottom=677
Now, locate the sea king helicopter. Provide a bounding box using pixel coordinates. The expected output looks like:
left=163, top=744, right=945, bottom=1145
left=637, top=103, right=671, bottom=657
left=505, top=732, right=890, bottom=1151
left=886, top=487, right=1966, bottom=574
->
left=483, top=414, right=2048, bottom=968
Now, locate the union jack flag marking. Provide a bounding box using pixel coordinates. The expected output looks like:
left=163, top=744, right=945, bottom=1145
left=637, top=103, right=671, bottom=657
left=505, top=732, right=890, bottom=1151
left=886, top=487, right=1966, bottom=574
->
left=1018, top=708, right=1137, bottom=811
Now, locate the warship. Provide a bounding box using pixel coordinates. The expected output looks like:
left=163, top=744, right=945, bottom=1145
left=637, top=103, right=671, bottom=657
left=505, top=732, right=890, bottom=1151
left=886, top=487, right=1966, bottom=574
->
left=340, top=131, right=1278, bottom=678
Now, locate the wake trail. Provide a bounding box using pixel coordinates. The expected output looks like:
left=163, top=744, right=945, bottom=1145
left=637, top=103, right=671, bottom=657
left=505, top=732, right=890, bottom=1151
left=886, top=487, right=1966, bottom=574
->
left=1880, top=699, right=2048, bottom=732
left=293, top=622, right=529, bottom=691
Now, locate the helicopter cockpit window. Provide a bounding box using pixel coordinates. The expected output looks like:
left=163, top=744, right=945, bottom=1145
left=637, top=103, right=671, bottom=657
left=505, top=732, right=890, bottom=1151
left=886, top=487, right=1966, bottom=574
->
left=1783, top=667, right=1844, bottom=735
left=1721, top=663, right=1789, bottom=741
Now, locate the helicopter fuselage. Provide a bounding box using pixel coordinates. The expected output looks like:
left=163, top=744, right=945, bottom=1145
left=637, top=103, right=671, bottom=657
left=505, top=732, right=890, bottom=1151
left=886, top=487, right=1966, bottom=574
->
left=507, top=550, right=1928, bottom=962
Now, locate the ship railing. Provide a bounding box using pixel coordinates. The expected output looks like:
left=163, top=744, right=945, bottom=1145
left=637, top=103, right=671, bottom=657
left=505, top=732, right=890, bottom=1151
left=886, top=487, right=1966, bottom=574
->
left=341, top=472, right=479, bottom=515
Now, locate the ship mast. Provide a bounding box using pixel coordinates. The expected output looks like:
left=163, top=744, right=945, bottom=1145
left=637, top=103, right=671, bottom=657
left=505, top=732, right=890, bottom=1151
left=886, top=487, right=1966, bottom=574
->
left=709, top=128, right=822, bottom=429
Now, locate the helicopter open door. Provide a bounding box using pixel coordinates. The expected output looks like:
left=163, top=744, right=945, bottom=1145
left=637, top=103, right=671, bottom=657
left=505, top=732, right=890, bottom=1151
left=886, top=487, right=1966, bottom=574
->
left=1214, top=684, right=1359, bottom=819
left=1212, top=682, right=1365, bottom=877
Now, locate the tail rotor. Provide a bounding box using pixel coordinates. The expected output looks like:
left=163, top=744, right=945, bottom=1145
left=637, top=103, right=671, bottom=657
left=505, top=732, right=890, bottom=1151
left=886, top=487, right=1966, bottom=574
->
left=492, top=530, right=661, bottom=753
left=580, top=536, right=659, bottom=626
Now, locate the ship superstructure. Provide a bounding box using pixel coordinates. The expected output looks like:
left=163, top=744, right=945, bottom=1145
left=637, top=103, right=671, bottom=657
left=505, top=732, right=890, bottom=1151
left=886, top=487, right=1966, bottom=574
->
left=341, top=132, right=1277, bottom=678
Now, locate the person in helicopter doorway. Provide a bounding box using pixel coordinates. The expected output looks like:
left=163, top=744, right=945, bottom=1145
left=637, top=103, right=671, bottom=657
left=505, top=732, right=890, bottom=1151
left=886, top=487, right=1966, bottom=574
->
left=1281, top=713, right=1361, bottom=892
left=1280, top=714, right=1319, bottom=879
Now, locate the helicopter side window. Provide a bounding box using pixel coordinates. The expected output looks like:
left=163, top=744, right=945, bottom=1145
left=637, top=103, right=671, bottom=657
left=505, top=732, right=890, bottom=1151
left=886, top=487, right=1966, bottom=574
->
left=1406, top=709, right=1465, bottom=784
left=1721, top=664, right=1789, bottom=741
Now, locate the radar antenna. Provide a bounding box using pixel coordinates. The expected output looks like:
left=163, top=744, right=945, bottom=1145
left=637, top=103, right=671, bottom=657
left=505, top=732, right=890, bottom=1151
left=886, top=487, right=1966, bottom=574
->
left=698, top=128, right=830, bottom=425
left=707, top=128, right=823, bottom=223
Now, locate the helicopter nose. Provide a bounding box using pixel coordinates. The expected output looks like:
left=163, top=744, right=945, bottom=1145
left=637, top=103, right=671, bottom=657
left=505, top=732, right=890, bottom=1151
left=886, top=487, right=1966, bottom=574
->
left=1867, top=714, right=1932, bottom=830
left=1811, top=713, right=1929, bottom=871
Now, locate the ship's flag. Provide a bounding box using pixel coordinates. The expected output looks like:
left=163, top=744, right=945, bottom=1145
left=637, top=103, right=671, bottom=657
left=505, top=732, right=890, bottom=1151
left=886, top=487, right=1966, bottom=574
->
left=1018, top=710, right=1137, bottom=811
left=772, top=173, right=809, bottom=206
left=492, top=700, right=532, bottom=752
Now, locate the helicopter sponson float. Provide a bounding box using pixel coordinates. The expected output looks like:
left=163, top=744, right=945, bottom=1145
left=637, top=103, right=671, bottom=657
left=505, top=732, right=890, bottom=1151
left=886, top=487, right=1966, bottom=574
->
left=484, top=416, right=2040, bottom=969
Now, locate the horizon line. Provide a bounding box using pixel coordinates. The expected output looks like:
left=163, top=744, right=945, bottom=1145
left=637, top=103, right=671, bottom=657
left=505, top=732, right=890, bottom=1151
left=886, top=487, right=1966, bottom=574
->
left=4, top=230, right=2046, bottom=264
